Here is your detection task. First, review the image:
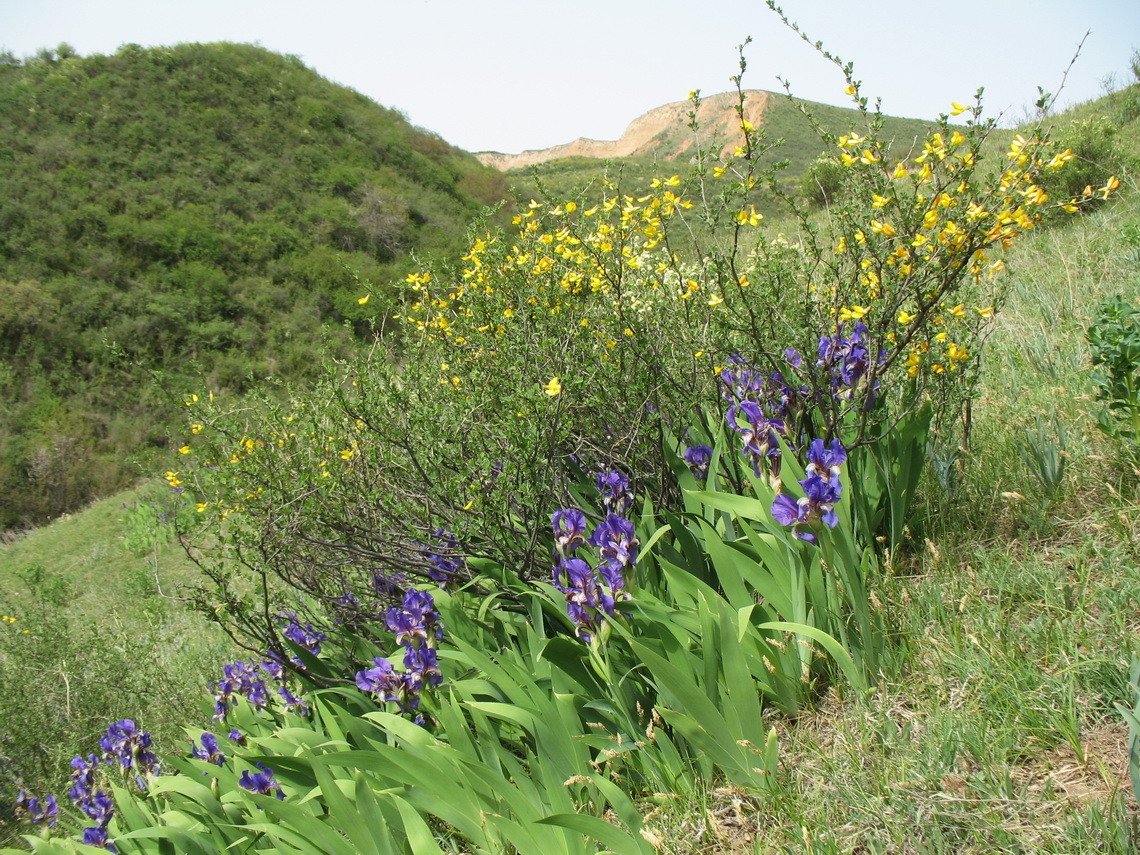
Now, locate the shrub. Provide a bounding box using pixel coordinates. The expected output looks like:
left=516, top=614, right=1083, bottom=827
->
left=800, top=153, right=844, bottom=205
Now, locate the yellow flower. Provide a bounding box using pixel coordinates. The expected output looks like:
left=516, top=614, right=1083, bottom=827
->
left=708, top=293, right=724, bottom=307
left=839, top=305, right=870, bottom=321
left=564, top=201, right=577, bottom=213
left=178, top=445, right=191, bottom=455
left=949, top=304, right=966, bottom=319
left=845, top=83, right=857, bottom=96
left=191, top=423, right=203, bottom=434
left=357, top=294, right=370, bottom=305
left=872, top=194, right=891, bottom=209
left=950, top=101, right=967, bottom=116
left=736, top=206, right=763, bottom=226
left=870, top=220, right=896, bottom=238
left=892, top=162, right=908, bottom=179
left=543, top=377, right=562, bottom=397
left=976, top=306, right=994, bottom=318
left=897, top=310, right=915, bottom=324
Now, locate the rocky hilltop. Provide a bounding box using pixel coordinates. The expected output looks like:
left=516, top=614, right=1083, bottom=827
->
left=477, top=89, right=770, bottom=171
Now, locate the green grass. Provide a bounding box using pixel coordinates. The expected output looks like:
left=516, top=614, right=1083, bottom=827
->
left=0, top=481, right=234, bottom=836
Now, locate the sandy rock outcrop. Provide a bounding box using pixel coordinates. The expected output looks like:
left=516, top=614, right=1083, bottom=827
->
left=477, top=89, right=770, bottom=171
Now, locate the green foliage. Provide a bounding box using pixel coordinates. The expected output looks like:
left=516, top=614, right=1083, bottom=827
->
left=0, top=565, right=220, bottom=835
left=1019, top=414, right=1068, bottom=501
left=1086, top=295, right=1140, bottom=445
left=799, top=154, right=844, bottom=206
left=1037, top=117, right=1130, bottom=203
left=1118, top=657, right=1140, bottom=806
left=0, top=42, right=509, bottom=528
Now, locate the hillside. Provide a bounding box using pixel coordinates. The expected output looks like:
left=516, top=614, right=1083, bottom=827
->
left=494, top=88, right=941, bottom=203
left=0, top=42, right=509, bottom=528
left=477, top=89, right=771, bottom=170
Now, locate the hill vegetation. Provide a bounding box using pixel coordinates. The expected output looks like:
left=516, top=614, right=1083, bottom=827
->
left=501, top=89, right=941, bottom=206
left=0, top=41, right=508, bottom=529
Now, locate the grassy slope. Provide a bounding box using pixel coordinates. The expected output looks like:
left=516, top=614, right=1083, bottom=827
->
left=0, top=482, right=233, bottom=832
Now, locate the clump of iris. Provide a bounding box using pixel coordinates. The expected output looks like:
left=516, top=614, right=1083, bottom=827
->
left=770, top=438, right=847, bottom=543
left=551, top=471, right=639, bottom=642
left=356, top=588, right=444, bottom=722
left=416, top=528, right=465, bottom=585
left=212, top=653, right=309, bottom=720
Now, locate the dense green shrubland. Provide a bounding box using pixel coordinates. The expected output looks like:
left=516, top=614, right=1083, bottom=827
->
left=0, top=42, right=508, bottom=529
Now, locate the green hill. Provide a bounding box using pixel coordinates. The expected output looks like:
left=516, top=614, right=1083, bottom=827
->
left=503, top=90, right=942, bottom=203
left=0, top=42, right=509, bottom=529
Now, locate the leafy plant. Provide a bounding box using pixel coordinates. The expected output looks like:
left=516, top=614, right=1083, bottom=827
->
left=1020, top=414, right=1067, bottom=501
left=1116, top=657, right=1140, bottom=806
left=1087, top=296, right=1140, bottom=446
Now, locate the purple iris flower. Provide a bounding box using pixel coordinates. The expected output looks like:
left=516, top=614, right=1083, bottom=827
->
left=403, top=645, right=443, bottom=688
left=15, top=791, right=58, bottom=827
left=356, top=657, right=421, bottom=712
left=277, top=685, right=309, bottom=716
left=817, top=322, right=881, bottom=400
left=280, top=616, right=327, bottom=656
left=261, top=655, right=286, bottom=682
left=228, top=728, right=247, bottom=746
left=385, top=589, right=443, bottom=646
left=596, top=471, right=633, bottom=515
left=77, top=790, right=115, bottom=825
left=212, top=660, right=270, bottom=719
left=81, top=825, right=118, bottom=853
left=356, top=657, right=398, bottom=698
left=726, top=400, right=784, bottom=477
left=552, top=508, right=588, bottom=557
left=587, top=514, right=639, bottom=593
left=805, top=437, right=847, bottom=478
left=422, top=528, right=465, bottom=583
left=69, top=754, right=98, bottom=804
left=770, top=438, right=847, bottom=541
left=100, top=720, right=160, bottom=784
left=552, top=556, right=616, bottom=642
left=239, top=763, right=285, bottom=800
left=682, top=445, right=713, bottom=480
left=191, top=732, right=226, bottom=766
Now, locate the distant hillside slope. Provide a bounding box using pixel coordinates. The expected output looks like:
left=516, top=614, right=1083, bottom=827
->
left=477, top=90, right=771, bottom=170
left=494, top=89, right=940, bottom=203
left=0, top=42, right=508, bottom=528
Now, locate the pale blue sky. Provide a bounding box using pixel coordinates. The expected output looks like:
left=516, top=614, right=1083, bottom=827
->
left=2, top=0, right=1137, bottom=153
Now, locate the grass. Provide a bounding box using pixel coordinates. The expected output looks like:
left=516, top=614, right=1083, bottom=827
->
left=0, top=481, right=234, bottom=839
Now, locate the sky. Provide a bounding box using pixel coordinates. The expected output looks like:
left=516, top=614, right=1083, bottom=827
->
left=1, top=0, right=1137, bottom=154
